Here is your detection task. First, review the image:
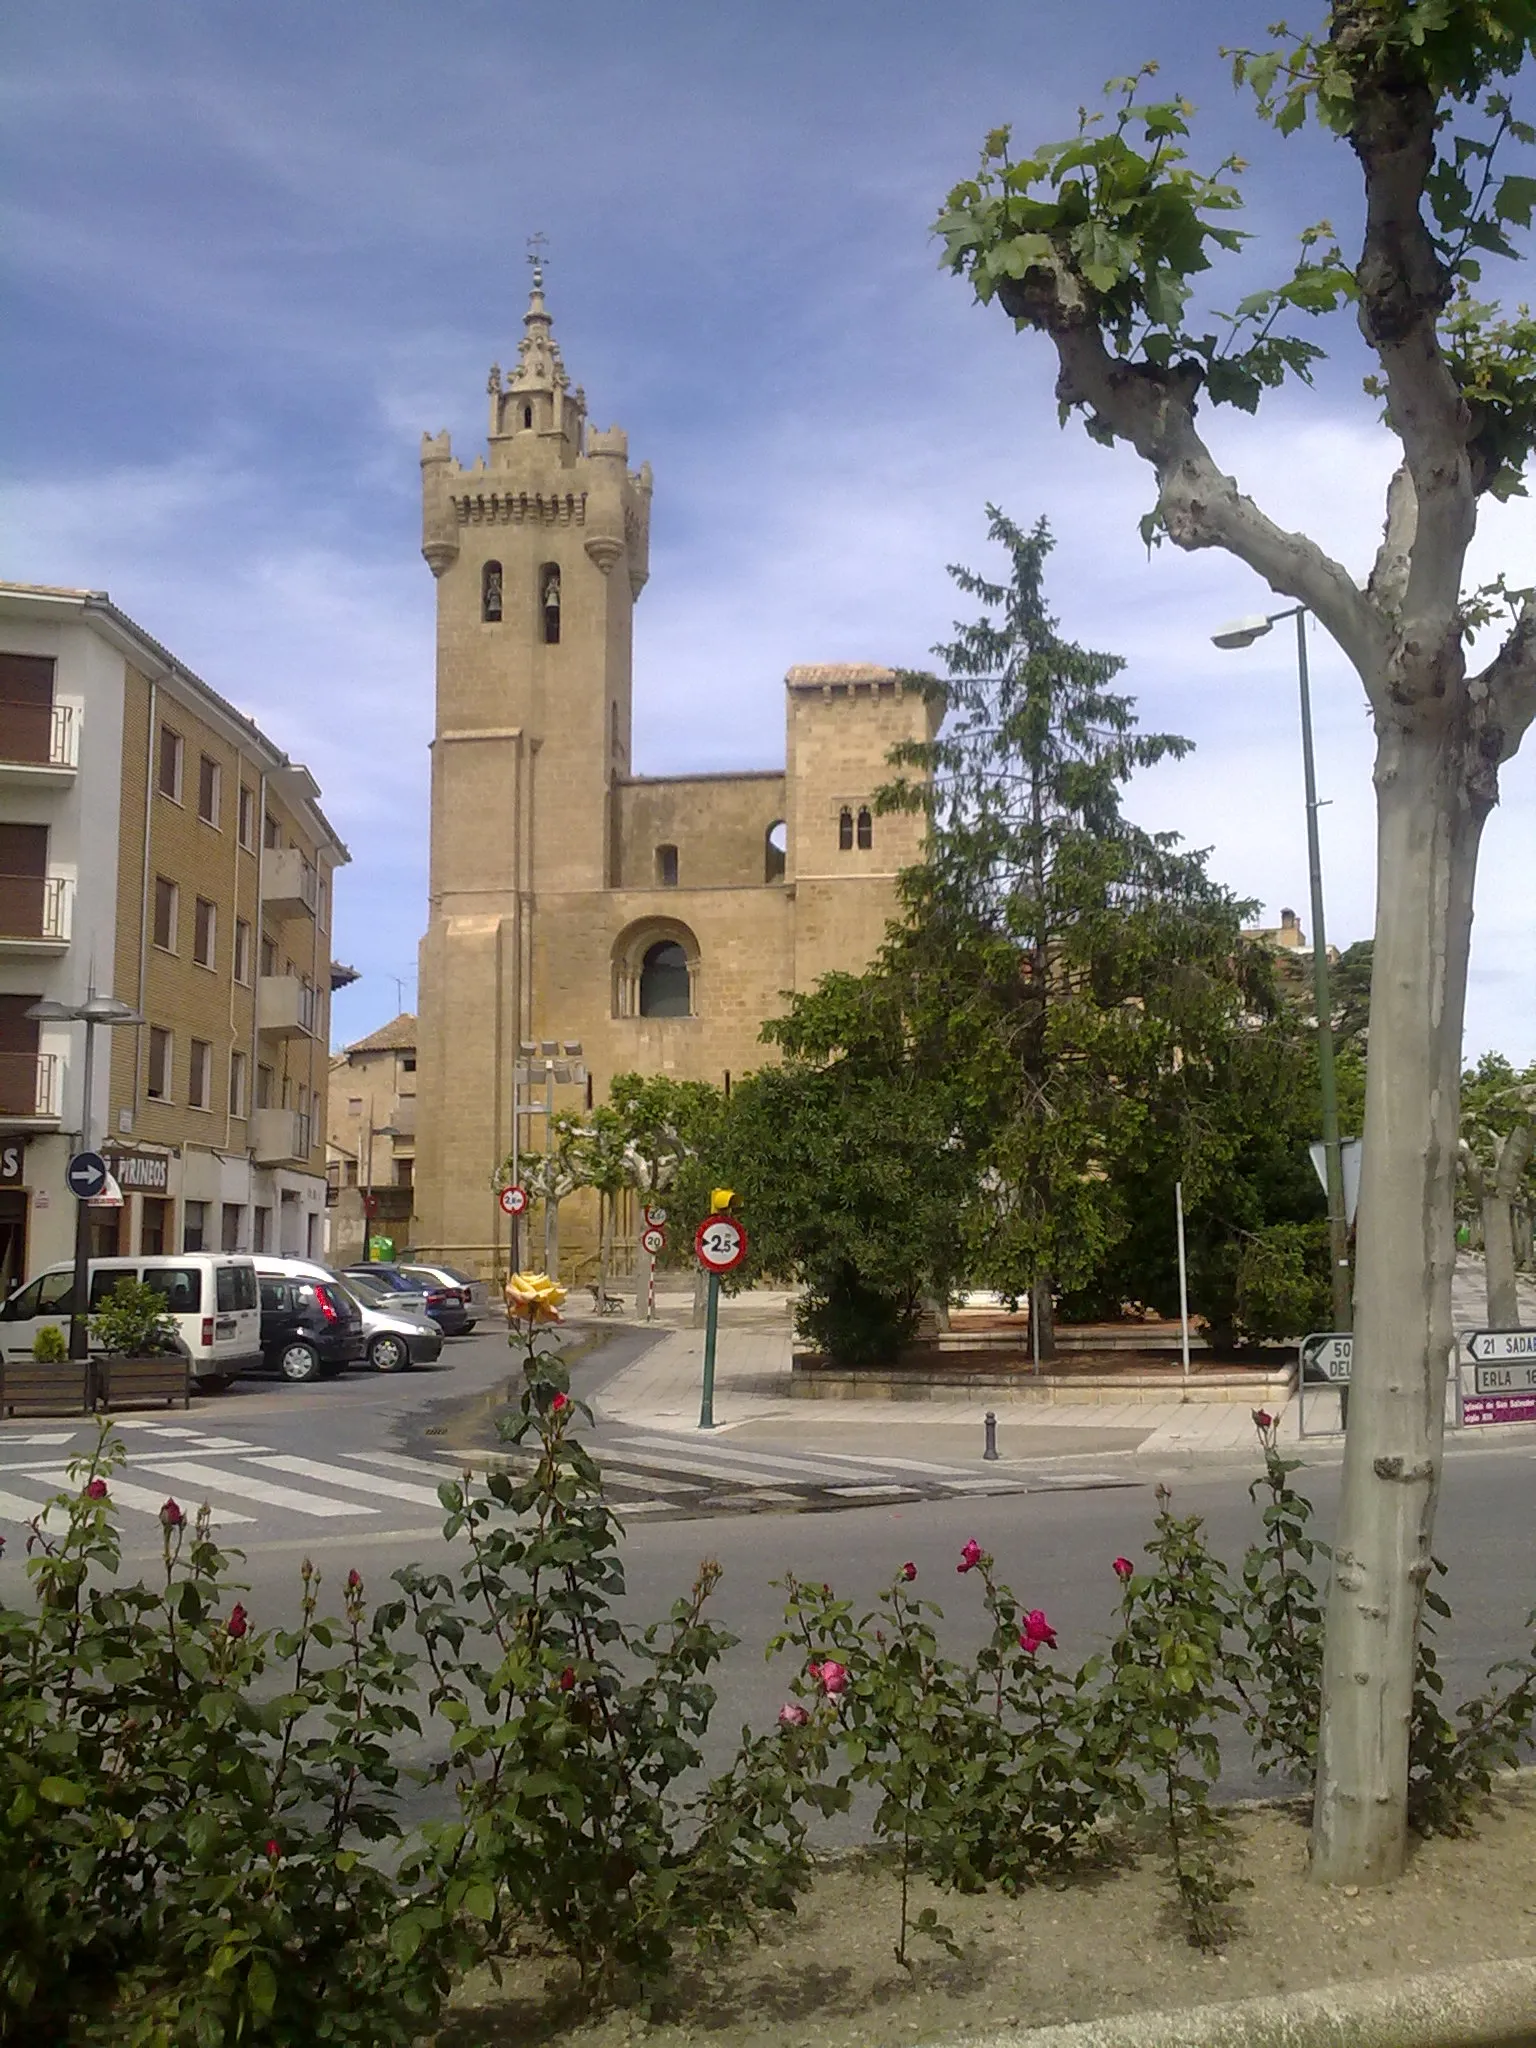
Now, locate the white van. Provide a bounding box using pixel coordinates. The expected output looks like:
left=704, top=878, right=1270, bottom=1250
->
left=0, top=1255, right=262, bottom=1385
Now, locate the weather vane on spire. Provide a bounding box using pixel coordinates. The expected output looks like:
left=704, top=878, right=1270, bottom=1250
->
left=526, top=232, right=549, bottom=287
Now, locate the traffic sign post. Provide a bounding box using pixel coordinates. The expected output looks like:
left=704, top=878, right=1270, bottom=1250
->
left=694, top=1210, right=748, bottom=1428
left=640, top=1224, right=666, bottom=1321
left=1461, top=1331, right=1536, bottom=1425
left=1298, top=1331, right=1353, bottom=1438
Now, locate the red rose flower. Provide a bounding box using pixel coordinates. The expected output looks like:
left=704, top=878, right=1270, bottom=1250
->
left=227, top=1603, right=249, bottom=1640
left=1018, top=1607, right=1058, bottom=1653
left=559, top=1666, right=576, bottom=1692
left=160, top=1498, right=185, bottom=1529
left=1113, top=1556, right=1134, bottom=1583
left=900, top=1562, right=917, bottom=1583
left=84, top=1478, right=108, bottom=1501
left=264, top=1838, right=281, bottom=1861
left=957, top=1538, right=983, bottom=1575
left=551, top=1392, right=570, bottom=1413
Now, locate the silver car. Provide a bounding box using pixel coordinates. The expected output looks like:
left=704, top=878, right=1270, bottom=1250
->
left=342, top=1269, right=444, bottom=1373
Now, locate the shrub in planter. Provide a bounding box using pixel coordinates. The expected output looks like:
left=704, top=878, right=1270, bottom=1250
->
left=797, top=1261, right=918, bottom=1367
left=30, top=1324, right=68, bottom=1365
left=88, top=1276, right=179, bottom=1357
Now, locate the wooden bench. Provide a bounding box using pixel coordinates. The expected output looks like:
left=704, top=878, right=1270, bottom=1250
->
left=95, top=1355, right=191, bottom=1412
left=0, top=1361, right=93, bottom=1418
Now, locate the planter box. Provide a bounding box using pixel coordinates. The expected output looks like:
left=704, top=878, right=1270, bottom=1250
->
left=790, top=1352, right=1297, bottom=1405
left=95, top=1355, right=191, bottom=1412
left=0, top=1360, right=92, bottom=1417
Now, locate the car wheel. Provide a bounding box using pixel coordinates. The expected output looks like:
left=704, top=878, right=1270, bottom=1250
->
left=369, top=1333, right=411, bottom=1373
left=196, top=1374, right=232, bottom=1394
left=278, top=1340, right=322, bottom=1384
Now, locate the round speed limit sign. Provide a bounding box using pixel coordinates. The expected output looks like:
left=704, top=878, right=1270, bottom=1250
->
left=640, top=1225, right=666, bottom=1256
left=694, top=1214, right=748, bottom=1273
left=498, top=1183, right=528, bottom=1217
left=643, top=1204, right=668, bottom=1228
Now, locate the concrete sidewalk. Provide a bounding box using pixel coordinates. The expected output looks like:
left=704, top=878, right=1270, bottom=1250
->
left=587, top=1259, right=1536, bottom=1468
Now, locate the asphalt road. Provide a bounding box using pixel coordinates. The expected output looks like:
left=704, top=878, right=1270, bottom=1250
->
left=4, top=1319, right=1533, bottom=1834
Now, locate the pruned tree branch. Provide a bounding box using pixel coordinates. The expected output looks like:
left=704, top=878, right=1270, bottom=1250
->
left=1367, top=462, right=1417, bottom=614
left=1471, top=600, right=1536, bottom=771
left=997, top=273, right=1387, bottom=683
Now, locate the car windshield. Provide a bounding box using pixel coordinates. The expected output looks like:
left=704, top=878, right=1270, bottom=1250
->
left=345, top=1271, right=396, bottom=1303
left=348, top=1267, right=418, bottom=1294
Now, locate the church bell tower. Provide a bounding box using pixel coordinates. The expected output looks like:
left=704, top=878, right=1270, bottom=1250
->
left=414, top=263, right=652, bottom=1264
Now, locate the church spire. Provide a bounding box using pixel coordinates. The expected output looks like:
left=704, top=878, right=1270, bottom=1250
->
left=485, top=238, right=585, bottom=456
left=508, top=255, right=569, bottom=395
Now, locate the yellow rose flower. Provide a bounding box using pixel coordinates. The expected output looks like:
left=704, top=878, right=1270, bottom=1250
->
left=505, top=1271, right=568, bottom=1323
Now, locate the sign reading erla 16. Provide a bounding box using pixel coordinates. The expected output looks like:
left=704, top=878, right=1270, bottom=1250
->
left=695, top=1214, right=748, bottom=1274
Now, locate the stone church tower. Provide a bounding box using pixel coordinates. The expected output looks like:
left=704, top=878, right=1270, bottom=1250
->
left=414, top=271, right=936, bottom=1275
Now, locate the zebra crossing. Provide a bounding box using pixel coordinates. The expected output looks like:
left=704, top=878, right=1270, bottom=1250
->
left=0, top=1416, right=1138, bottom=1543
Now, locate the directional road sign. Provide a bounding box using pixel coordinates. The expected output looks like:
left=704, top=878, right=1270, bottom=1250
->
left=1473, top=1361, right=1536, bottom=1395
left=499, top=1184, right=528, bottom=1217
left=66, top=1150, right=108, bottom=1200
left=1465, top=1329, right=1536, bottom=1363
left=1300, top=1331, right=1353, bottom=1383
left=640, top=1226, right=666, bottom=1256
left=695, top=1214, right=748, bottom=1274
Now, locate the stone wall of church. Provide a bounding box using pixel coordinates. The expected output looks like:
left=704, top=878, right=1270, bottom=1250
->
left=614, top=770, right=787, bottom=891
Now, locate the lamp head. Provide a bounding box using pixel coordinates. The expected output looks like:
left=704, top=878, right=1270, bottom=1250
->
left=1211, top=614, right=1274, bottom=651
left=24, top=998, right=78, bottom=1023
left=709, top=1187, right=735, bottom=1214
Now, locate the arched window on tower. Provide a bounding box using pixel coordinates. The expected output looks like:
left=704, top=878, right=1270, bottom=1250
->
left=765, top=819, right=786, bottom=882
left=523, top=403, right=533, bottom=429
left=540, top=564, right=561, bottom=644
left=639, top=941, right=691, bottom=1016
left=482, top=561, right=503, bottom=623
left=838, top=807, right=854, bottom=851
left=856, top=806, right=873, bottom=850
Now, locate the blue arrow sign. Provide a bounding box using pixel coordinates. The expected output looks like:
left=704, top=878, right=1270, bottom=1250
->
left=66, top=1150, right=108, bottom=1199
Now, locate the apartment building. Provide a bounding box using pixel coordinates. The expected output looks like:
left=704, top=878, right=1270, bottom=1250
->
left=325, top=1012, right=417, bottom=1263
left=0, top=584, right=348, bottom=1286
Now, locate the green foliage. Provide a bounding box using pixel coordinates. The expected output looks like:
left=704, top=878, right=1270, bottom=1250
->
left=1105, top=1487, right=1248, bottom=1948
left=1239, top=1410, right=1327, bottom=1776
left=1234, top=1221, right=1333, bottom=1341
left=30, top=1324, right=67, bottom=1365
left=88, top=1277, right=178, bottom=1357
left=724, top=971, right=973, bottom=1361
left=877, top=510, right=1269, bottom=1327
left=1409, top=1566, right=1536, bottom=1837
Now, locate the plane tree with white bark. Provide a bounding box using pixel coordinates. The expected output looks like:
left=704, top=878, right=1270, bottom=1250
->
left=935, top=0, right=1536, bottom=1886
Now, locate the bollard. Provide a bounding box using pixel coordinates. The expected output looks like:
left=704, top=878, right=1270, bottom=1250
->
left=983, top=1409, right=999, bottom=1461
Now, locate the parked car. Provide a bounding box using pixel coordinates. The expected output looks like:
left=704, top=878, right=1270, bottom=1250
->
left=0, top=1254, right=262, bottom=1386
left=256, top=1271, right=366, bottom=1384
left=399, top=1261, right=486, bottom=1331
left=343, top=1262, right=472, bottom=1337
left=341, top=1267, right=444, bottom=1371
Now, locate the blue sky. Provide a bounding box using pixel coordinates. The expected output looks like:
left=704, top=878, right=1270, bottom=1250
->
left=3, top=1, right=1532, bottom=1061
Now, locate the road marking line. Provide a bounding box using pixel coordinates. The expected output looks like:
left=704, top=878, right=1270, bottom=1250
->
left=6, top=1431, right=80, bottom=1447
left=134, top=1459, right=375, bottom=1518
left=589, top=1441, right=830, bottom=1488
left=181, top=1437, right=259, bottom=1452
left=824, top=1483, right=920, bottom=1499
left=801, top=1450, right=986, bottom=1479
left=241, top=1454, right=448, bottom=1509
left=596, top=1463, right=708, bottom=1493
left=11, top=1469, right=258, bottom=1524
left=347, top=1450, right=476, bottom=1480
left=618, top=1433, right=886, bottom=1481
left=0, top=1483, right=58, bottom=1520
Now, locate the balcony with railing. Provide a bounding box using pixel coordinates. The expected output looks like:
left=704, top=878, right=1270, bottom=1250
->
left=0, top=701, right=78, bottom=785
left=257, top=973, right=320, bottom=1040
left=0, top=874, right=71, bottom=954
left=251, top=1106, right=314, bottom=1165
left=0, top=1050, right=62, bottom=1123
left=262, top=845, right=320, bottom=921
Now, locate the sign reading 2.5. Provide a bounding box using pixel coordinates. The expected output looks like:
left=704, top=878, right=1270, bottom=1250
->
left=694, top=1215, right=748, bottom=1274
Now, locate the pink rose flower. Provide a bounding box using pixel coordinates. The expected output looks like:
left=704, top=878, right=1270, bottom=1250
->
left=957, top=1538, right=983, bottom=1575
left=1113, top=1556, right=1134, bottom=1583
left=84, top=1478, right=108, bottom=1501
left=1019, top=1608, right=1057, bottom=1653
left=778, top=1701, right=810, bottom=1728
left=813, top=1659, right=849, bottom=1696
left=160, top=1498, right=185, bottom=1529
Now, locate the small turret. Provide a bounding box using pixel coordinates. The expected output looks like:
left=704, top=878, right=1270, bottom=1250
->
left=420, top=429, right=458, bottom=577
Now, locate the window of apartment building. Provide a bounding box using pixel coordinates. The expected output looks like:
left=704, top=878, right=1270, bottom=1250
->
left=188, top=1038, right=212, bottom=1110
left=197, top=754, right=221, bottom=826
left=256, top=1063, right=274, bottom=1110
left=347, top=1094, right=362, bottom=1116
left=343, top=1158, right=359, bottom=1187
left=260, top=934, right=277, bottom=979
left=238, top=784, right=256, bottom=851
left=193, top=897, right=216, bottom=969
left=221, top=1202, right=242, bottom=1252
left=146, top=1027, right=171, bottom=1100
left=157, top=725, right=183, bottom=801
left=229, top=1050, right=247, bottom=1118
left=140, top=1197, right=170, bottom=1255
left=395, top=1158, right=414, bottom=1188
left=253, top=1205, right=271, bottom=1253
left=182, top=1200, right=208, bottom=1252
left=233, top=919, right=252, bottom=984
left=152, top=876, right=178, bottom=952
left=263, top=811, right=281, bottom=850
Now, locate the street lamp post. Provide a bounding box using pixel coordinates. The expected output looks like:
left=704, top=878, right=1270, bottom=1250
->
left=1213, top=605, right=1353, bottom=1330
left=26, top=982, right=144, bottom=1360
left=510, top=1039, right=584, bottom=1276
